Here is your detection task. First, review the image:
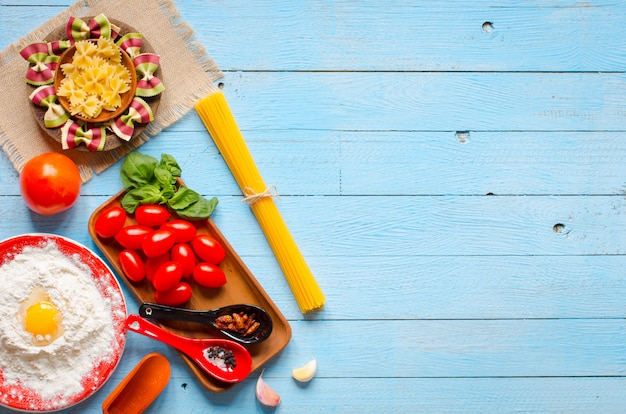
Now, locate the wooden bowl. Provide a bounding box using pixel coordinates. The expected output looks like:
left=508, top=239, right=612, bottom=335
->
left=29, top=17, right=162, bottom=152
left=53, top=41, right=137, bottom=123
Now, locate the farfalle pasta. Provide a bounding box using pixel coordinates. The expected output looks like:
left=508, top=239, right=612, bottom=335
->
left=56, top=38, right=131, bottom=119
left=61, top=119, right=106, bottom=151
left=29, top=86, right=69, bottom=128
left=20, top=13, right=164, bottom=151
left=20, top=42, right=58, bottom=86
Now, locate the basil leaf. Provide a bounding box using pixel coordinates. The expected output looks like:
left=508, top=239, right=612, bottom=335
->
left=161, top=181, right=176, bottom=200
left=120, top=151, right=158, bottom=190
left=154, top=165, right=174, bottom=188
left=118, top=151, right=219, bottom=219
left=167, top=186, right=200, bottom=210
left=121, top=184, right=165, bottom=213
left=175, top=196, right=218, bottom=220
left=160, top=154, right=182, bottom=179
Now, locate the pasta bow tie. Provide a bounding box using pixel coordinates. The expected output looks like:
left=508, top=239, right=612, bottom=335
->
left=67, top=14, right=118, bottom=42
left=111, top=97, right=154, bottom=141
left=29, top=86, right=70, bottom=128
left=20, top=42, right=59, bottom=86
left=134, top=53, right=165, bottom=97
left=116, top=33, right=144, bottom=59
left=47, top=39, right=72, bottom=56
left=61, top=120, right=106, bottom=151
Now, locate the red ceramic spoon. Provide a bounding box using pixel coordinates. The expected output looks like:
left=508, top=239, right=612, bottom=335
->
left=125, top=314, right=252, bottom=383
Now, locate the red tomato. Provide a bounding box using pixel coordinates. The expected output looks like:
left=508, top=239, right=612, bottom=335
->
left=135, top=204, right=171, bottom=227
left=193, top=262, right=227, bottom=288
left=118, top=249, right=145, bottom=282
left=171, top=243, right=196, bottom=278
left=20, top=152, right=81, bottom=215
left=154, top=282, right=192, bottom=306
left=114, top=225, right=153, bottom=250
left=142, top=229, right=176, bottom=258
left=152, top=261, right=183, bottom=291
left=191, top=235, right=226, bottom=265
left=95, top=206, right=127, bottom=238
left=160, top=220, right=197, bottom=243
left=145, top=253, right=170, bottom=282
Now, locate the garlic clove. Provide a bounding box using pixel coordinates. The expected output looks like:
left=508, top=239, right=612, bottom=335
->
left=291, top=358, right=317, bottom=382
left=256, top=370, right=281, bottom=407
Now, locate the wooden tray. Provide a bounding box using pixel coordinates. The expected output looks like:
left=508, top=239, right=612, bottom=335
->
left=88, top=189, right=291, bottom=392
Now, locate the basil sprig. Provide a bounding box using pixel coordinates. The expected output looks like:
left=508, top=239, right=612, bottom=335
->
left=120, top=151, right=218, bottom=220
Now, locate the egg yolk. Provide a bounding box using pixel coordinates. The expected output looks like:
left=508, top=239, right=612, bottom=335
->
left=25, top=300, right=60, bottom=340
left=19, top=287, right=64, bottom=346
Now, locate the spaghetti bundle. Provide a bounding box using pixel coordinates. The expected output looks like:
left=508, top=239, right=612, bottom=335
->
left=196, top=92, right=325, bottom=314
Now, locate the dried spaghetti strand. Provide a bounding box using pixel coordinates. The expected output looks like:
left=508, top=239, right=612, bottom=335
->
left=196, top=92, right=325, bottom=314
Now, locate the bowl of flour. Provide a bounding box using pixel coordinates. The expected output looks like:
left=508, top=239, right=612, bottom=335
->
left=0, top=234, right=127, bottom=412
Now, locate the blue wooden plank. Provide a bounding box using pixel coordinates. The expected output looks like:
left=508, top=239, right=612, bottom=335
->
left=6, top=128, right=626, bottom=198
left=3, top=376, right=626, bottom=413
left=4, top=1, right=626, bottom=71
left=180, top=0, right=626, bottom=72
left=212, top=72, right=626, bottom=131
left=199, top=195, right=626, bottom=257
left=338, top=131, right=626, bottom=196
left=2, top=193, right=625, bottom=258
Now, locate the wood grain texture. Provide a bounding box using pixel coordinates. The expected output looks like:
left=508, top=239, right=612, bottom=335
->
left=1, top=0, right=626, bottom=412
left=5, top=128, right=626, bottom=197
left=4, top=1, right=626, bottom=71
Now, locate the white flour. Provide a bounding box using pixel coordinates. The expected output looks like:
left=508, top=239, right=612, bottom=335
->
left=0, top=240, right=122, bottom=409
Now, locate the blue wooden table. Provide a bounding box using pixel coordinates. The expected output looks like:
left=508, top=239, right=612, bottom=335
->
left=2, top=1, right=626, bottom=412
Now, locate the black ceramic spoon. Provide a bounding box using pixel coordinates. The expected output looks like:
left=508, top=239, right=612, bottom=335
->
left=138, top=302, right=273, bottom=344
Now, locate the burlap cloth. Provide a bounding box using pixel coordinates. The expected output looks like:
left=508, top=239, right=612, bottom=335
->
left=0, top=0, right=222, bottom=182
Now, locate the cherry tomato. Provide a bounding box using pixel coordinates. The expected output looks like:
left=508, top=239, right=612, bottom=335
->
left=142, top=229, right=176, bottom=258
left=145, top=253, right=170, bottom=282
left=20, top=152, right=81, bottom=215
left=191, top=235, right=226, bottom=265
left=114, top=225, right=153, bottom=250
left=160, top=220, right=197, bottom=243
left=95, top=206, right=127, bottom=238
left=135, top=204, right=171, bottom=227
left=118, top=249, right=145, bottom=282
left=171, top=243, right=196, bottom=278
left=152, top=261, right=183, bottom=291
left=193, top=262, right=227, bottom=288
left=154, top=282, right=192, bottom=306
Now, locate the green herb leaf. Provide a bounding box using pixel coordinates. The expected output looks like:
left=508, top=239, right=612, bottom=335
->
left=175, top=196, right=219, bottom=221
left=161, top=181, right=176, bottom=200
left=167, top=186, right=200, bottom=210
left=121, top=184, right=166, bottom=213
left=120, top=151, right=158, bottom=190
left=119, top=151, right=218, bottom=220
left=160, top=154, right=182, bottom=179
left=154, top=165, right=174, bottom=188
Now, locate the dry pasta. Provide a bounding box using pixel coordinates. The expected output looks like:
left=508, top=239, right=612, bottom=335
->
left=196, top=92, right=325, bottom=314
left=57, top=38, right=131, bottom=118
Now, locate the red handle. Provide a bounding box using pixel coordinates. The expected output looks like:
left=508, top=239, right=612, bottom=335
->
left=126, top=314, right=192, bottom=353
left=125, top=314, right=253, bottom=383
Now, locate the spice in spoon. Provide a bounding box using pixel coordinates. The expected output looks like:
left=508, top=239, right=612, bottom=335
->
left=203, top=346, right=236, bottom=372
left=214, top=311, right=260, bottom=337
